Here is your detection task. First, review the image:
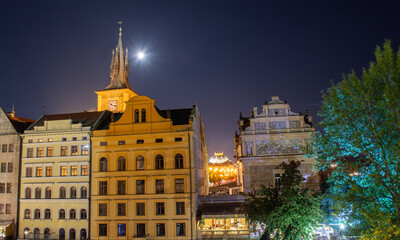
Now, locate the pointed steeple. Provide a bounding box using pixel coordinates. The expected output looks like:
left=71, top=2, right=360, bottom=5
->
left=104, top=23, right=132, bottom=90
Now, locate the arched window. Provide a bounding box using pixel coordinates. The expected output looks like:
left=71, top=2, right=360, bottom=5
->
left=44, top=209, right=51, bottom=219
left=33, top=228, right=40, bottom=240
left=45, top=187, right=51, bottom=199
left=25, top=187, right=31, bottom=199
left=69, top=229, right=76, bottom=240
left=155, top=155, right=164, bottom=170
left=99, top=157, right=107, bottom=172
left=70, top=209, right=76, bottom=219
left=44, top=228, right=51, bottom=240
left=58, top=228, right=65, bottom=240
left=24, top=209, right=30, bottom=219
left=80, top=209, right=87, bottom=219
left=23, top=227, right=30, bottom=239
left=118, top=156, right=126, bottom=171
left=70, top=187, right=76, bottom=199
left=80, top=186, right=87, bottom=198
left=80, top=229, right=87, bottom=240
left=136, top=155, right=144, bottom=170
left=59, top=228, right=65, bottom=240
left=175, top=154, right=184, bottom=169
left=59, top=209, right=66, bottom=219
left=60, top=187, right=66, bottom=199
left=141, top=109, right=146, bottom=122
left=134, top=109, right=139, bottom=123
left=34, top=209, right=41, bottom=219
left=35, top=187, right=41, bottom=199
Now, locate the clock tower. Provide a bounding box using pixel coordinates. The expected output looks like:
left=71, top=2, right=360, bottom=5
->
left=96, top=24, right=137, bottom=112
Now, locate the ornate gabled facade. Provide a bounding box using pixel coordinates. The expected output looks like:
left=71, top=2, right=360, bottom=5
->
left=96, top=25, right=137, bottom=113
left=235, top=96, right=317, bottom=193
left=0, top=108, right=33, bottom=239
left=19, top=111, right=109, bottom=240
left=90, top=95, right=208, bottom=240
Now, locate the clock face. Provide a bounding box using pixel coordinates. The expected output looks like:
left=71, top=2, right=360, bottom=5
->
left=107, top=100, right=118, bottom=111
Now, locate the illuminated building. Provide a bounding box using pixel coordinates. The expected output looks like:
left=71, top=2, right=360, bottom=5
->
left=95, top=25, right=137, bottom=113
left=235, top=96, right=318, bottom=193
left=0, top=108, right=33, bottom=239
left=208, top=153, right=238, bottom=191
left=19, top=111, right=109, bottom=240
left=90, top=26, right=208, bottom=240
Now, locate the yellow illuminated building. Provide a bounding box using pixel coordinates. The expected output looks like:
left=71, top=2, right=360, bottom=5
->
left=19, top=112, right=108, bottom=240
left=90, top=26, right=208, bottom=240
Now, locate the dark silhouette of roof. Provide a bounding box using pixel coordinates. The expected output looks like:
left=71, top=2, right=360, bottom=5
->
left=7, top=115, right=35, bottom=133
left=30, top=111, right=110, bottom=130
left=157, top=107, right=193, bottom=125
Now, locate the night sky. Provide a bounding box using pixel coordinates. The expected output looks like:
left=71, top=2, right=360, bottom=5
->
left=1, top=1, right=400, bottom=160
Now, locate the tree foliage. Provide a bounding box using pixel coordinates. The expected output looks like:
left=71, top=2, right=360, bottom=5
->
left=245, top=161, right=322, bottom=240
left=311, top=40, right=400, bottom=238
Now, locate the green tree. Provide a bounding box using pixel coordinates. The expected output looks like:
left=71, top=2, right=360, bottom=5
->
left=311, top=40, right=400, bottom=238
left=245, top=161, right=322, bottom=240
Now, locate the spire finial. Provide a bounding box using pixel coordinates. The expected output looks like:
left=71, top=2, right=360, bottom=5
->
left=118, top=22, right=122, bottom=36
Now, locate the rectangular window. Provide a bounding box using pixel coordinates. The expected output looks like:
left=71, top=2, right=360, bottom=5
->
left=48, top=138, right=53, bottom=142
left=175, top=178, right=184, bottom=193
left=156, top=179, right=164, bottom=194
left=136, top=180, right=145, bottom=194
left=175, top=137, right=182, bottom=142
left=117, top=180, right=126, bottom=195
left=47, top=147, right=53, bottom=157
left=156, top=202, right=165, bottom=215
left=156, top=223, right=165, bottom=236
left=118, top=140, right=126, bottom=145
left=6, top=183, right=11, bottom=193
left=100, top=141, right=107, bottom=146
left=72, top=137, right=77, bottom=141
left=0, top=204, right=4, bottom=214
left=2, top=144, right=7, bottom=152
left=99, top=224, right=107, bottom=236
left=61, top=146, right=67, bottom=156
left=7, top=163, right=12, bottom=173
left=176, top=202, right=185, bottom=215
left=0, top=163, right=6, bottom=173
left=26, top=167, right=32, bottom=177
left=70, top=166, right=77, bottom=176
left=136, top=203, right=145, bottom=216
left=81, top=145, right=89, bottom=155
left=81, top=165, right=88, bottom=176
left=155, top=138, right=163, bottom=143
left=117, top=203, right=126, bottom=216
left=99, top=181, right=107, bottom=195
left=46, top=167, right=52, bottom=177
left=99, top=203, right=107, bottom=216
left=137, top=224, right=146, bottom=238
left=60, top=166, right=67, bottom=176
left=82, top=136, right=88, bottom=141
left=5, top=204, right=11, bottom=214
left=275, top=173, right=281, bottom=188
left=28, top=139, right=33, bottom=143
left=36, top=167, right=42, bottom=177
left=27, top=148, right=33, bottom=158
left=118, top=223, right=126, bottom=236
left=0, top=183, right=5, bottom=193
left=38, top=139, right=43, bottom=143
left=136, top=139, right=144, bottom=144
left=176, top=223, right=186, bottom=236
left=62, top=137, right=67, bottom=142
left=8, top=144, right=14, bottom=152
left=37, top=147, right=43, bottom=157
left=71, top=146, right=78, bottom=156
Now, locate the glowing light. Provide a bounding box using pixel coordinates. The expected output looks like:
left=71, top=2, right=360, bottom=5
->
left=137, top=51, right=145, bottom=59
left=340, top=223, right=345, bottom=229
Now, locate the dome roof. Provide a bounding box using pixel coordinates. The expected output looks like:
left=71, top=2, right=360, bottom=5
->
left=209, top=152, right=229, bottom=164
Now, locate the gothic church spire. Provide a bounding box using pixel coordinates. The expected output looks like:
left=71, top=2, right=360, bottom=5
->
left=104, top=23, right=132, bottom=90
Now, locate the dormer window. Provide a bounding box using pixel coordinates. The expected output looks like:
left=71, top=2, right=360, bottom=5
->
left=141, top=109, right=146, bottom=122
left=134, top=109, right=139, bottom=123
